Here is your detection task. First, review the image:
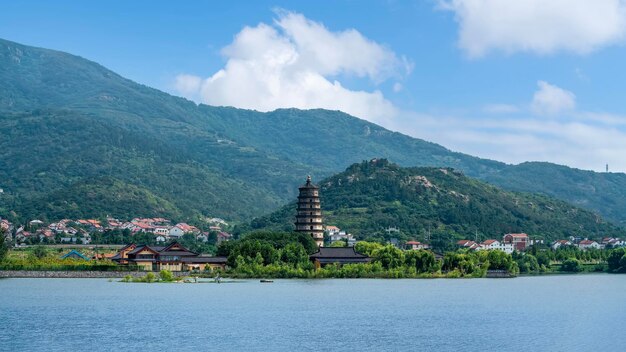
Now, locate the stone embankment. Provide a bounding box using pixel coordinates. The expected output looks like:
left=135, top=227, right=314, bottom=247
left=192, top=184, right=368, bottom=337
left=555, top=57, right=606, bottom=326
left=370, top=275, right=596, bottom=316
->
left=0, top=271, right=189, bottom=278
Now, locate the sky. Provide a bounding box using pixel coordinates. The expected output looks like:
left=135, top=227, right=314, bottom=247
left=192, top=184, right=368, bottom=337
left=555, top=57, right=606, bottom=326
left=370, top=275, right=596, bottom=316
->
left=2, top=0, right=626, bottom=172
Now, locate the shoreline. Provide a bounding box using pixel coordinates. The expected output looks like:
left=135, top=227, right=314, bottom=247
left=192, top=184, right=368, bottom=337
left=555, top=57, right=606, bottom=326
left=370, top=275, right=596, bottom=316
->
left=2, top=270, right=613, bottom=279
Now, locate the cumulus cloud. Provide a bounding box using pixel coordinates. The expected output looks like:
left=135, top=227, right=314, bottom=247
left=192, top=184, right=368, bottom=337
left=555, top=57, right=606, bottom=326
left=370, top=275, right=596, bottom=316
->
left=396, top=110, right=626, bottom=172
left=531, top=81, right=576, bottom=115
left=174, top=11, right=410, bottom=123
left=439, top=0, right=626, bottom=57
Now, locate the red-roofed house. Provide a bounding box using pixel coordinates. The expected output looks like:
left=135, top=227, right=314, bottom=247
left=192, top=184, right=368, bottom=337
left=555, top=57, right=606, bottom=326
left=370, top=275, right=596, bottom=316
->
left=551, top=240, right=572, bottom=250
left=503, top=233, right=529, bottom=251
left=457, top=240, right=480, bottom=250
left=578, top=239, right=601, bottom=250
left=404, top=241, right=429, bottom=250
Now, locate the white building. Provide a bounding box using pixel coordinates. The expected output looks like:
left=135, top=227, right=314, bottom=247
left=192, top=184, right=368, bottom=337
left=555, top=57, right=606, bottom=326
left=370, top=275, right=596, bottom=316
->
left=168, top=227, right=185, bottom=238
left=551, top=240, right=572, bottom=250
left=578, top=239, right=601, bottom=250
left=478, top=239, right=514, bottom=254
left=405, top=241, right=429, bottom=250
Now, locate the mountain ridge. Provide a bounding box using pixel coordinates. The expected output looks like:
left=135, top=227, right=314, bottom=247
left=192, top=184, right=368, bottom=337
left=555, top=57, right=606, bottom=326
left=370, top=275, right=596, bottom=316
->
left=248, top=159, right=624, bottom=245
left=1, top=37, right=626, bottom=225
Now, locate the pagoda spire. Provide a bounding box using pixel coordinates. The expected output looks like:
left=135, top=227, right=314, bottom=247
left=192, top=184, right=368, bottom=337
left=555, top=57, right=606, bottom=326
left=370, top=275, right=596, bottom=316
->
left=295, top=176, right=324, bottom=247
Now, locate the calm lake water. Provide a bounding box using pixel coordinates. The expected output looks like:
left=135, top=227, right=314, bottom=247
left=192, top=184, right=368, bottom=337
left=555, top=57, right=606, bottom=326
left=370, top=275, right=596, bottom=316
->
left=1, top=275, right=625, bottom=351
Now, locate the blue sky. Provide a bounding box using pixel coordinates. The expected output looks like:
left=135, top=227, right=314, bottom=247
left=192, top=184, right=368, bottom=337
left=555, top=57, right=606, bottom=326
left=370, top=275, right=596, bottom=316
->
left=2, top=0, right=626, bottom=171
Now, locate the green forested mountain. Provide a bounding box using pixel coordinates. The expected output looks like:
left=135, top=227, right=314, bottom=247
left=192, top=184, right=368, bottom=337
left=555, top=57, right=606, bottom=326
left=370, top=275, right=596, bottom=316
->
left=2, top=38, right=626, bottom=225
left=249, top=160, right=625, bottom=244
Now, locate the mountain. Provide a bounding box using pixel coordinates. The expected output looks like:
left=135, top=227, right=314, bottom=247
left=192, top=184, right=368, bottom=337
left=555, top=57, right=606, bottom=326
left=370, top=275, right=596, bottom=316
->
left=249, top=159, right=625, bottom=244
left=2, top=37, right=626, bottom=225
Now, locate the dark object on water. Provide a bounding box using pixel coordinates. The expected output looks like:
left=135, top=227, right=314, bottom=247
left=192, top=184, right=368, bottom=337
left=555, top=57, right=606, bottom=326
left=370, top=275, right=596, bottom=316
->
left=260, top=279, right=273, bottom=283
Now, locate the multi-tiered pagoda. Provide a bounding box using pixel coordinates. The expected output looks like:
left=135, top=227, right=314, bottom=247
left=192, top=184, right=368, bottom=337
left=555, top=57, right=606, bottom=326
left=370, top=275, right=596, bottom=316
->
left=295, top=175, right=324, bottom=247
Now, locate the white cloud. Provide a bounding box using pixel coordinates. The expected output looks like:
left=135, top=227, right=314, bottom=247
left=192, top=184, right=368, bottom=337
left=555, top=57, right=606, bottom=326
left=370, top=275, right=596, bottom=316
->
left=396, top=111, right=626, bottom=172
left=172, top=10, right=626, bottom=172
left=439, top=0, right=626, bottom=57
left=531, top=81, right=576, bottom=115
left=174, top=11, right=409, bottom=124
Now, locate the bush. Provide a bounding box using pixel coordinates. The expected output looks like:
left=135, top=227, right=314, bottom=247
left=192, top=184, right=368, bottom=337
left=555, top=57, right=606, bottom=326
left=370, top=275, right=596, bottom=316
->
left=159, top=270, right=175, bottom=282
left=561, top=258, right=582, bottom=272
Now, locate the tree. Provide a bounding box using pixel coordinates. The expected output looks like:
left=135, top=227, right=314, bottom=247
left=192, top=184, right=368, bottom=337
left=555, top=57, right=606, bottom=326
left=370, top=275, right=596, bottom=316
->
left=405, top=250, right=438, bottom=273
left=372, top=245, right=404, bottom=269
left=279, top=243, right=309, bottom=266
left=330, top=241, right=347, bottom=247
left=355, top=241, right=384, bottom=257
left=561, top=258, right=582, bottom=272
left=0, top=230, right=8, bottom=262
left=607, top=248, right=626, bottom=272
left=32, top=245, right=47, bottom=259
left=159, top=270, right=175, bottom=282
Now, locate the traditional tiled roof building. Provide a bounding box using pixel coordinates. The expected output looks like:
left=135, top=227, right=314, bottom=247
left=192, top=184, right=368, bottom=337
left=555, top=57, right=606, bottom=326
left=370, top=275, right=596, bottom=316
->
left=111, top=242, right=227, bottom=271
left=309, top=247, right=370, bottom=269
left=295, top=175, right=324, bottom=247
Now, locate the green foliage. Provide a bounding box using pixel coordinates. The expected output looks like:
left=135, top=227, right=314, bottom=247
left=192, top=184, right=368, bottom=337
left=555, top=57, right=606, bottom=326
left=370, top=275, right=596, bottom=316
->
left=0, top=256, right=121, bottom=271
left=3, top=38, right=626, bottom=228
left=31, top=245, right=47, bottom=259
left=516, top=254, right=542, bottom=273
left=252, top=160, right=626, bottom=243
left=330, top=241, right=347, bottom=247
left=159, top=270, right=175, bottom=282
left=144, top=272, right=156, bottom=283
left=607, top=248, right=626, bottom=273
left=561, top=259, right=583, bottom=272
left=404, top=250, right=439, bottom=273
left=354, top=241, right=384, bottom=257
left=372, top=245, right=405, bottom=269
left=0, top=231, right=7, bottom=262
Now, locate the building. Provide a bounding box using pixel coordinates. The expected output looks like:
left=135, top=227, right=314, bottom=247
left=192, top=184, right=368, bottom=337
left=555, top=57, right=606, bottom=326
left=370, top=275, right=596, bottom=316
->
left=309, top=247, right=370, bottom=269
left=578, top=239, right=601, bottom=251
left=405, top=241, right=429, bottom=250
left=329, top=230, right=356, bottom=247
left=551, top=240, right=572, bottom=250
left=478, top=239, right=514, bottom=254
left=112, top=242, right=227, bottom=271
left=503, top=233, right=529, bottom=251
left=457, top=239, right=480, bottom=250
left=61, top=250, right=90, bottom=260
left=295, top=175, right=324, bottom=247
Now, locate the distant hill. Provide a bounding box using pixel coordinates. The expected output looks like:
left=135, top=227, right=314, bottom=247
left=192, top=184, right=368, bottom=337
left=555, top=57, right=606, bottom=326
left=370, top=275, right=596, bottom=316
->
left=2, top=37, right=626, bottom=225
left=249, top=160, right=625, bottom=244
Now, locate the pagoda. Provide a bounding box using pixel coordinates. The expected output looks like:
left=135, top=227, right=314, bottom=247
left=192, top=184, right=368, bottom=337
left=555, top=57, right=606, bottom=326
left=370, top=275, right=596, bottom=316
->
left=295, top=175, right=324, bottom=247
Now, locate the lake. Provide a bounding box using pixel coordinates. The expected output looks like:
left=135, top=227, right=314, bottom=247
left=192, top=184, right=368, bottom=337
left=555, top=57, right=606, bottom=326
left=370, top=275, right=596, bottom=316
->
left=1, top=275, right=625, bottom=351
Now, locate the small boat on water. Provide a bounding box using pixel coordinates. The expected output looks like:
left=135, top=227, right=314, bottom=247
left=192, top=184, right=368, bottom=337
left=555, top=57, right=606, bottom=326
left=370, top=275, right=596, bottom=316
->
left=260, top=279, right=274, bottom=283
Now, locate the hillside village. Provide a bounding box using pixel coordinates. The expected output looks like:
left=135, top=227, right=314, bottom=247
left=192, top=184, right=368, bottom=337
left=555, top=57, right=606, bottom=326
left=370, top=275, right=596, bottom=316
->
left=2, top=214, right=625, bottom=254
left=0, top=216, right=232, bottom=246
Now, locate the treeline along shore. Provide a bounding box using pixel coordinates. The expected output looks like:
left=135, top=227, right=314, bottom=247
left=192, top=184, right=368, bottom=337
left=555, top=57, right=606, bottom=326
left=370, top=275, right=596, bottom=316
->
left=2, top=231, right=626, bottom=279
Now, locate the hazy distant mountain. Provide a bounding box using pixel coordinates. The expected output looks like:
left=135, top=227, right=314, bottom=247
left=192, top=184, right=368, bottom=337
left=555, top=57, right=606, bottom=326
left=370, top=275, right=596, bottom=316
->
left=249, top=159, right=625, bottom=243
left=1, top=38, right=626, bottom=225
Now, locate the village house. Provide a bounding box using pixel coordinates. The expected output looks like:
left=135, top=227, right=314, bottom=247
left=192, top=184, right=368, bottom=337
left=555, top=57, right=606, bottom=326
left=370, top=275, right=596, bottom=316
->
left=329, top=230, right=356, bottom=247
left=551, top=240, right=573, bottom=250
left=457, top=239, right=481, bottom=250
left=111, top=242, right=227, bottom=271
left=602, top=237, right=625, bottom=248
left=168, top=226, right=185, bottom=238
left=217, top=231, right=232, bottom=244
left=478, top=239, right=515, bottom=254
left=405, top=241, right=429, bottom=250
left=503, top=233, right=530, bottom=251
left=578, top=239, right=601, bottom=251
